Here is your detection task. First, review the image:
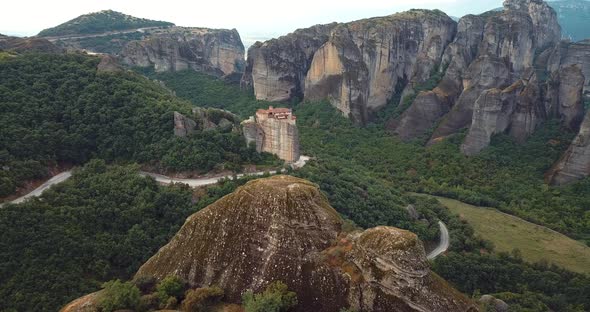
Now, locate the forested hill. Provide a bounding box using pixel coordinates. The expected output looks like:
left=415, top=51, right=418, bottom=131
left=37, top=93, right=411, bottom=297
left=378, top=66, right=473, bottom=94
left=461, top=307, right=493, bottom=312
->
left=0, top=53, right=268, bottom=198
left=37, top=10, right=174, bottom=37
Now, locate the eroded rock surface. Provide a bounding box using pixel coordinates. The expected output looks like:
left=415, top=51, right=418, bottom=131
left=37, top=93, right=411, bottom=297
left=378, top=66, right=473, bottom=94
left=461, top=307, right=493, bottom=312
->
left=546, top=111, right=590, bottom=185
left=245, top=10, right=456, bottom=123
left=121, top=27, right=245, bottom=77
left=135, top=175, right=474, bottom=312
left=63, top=176, right=476, bottom=312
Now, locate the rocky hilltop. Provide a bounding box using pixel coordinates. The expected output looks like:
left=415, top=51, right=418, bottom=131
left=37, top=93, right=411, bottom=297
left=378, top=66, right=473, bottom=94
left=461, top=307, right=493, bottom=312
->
left=63, top=176, right=476, bottom=312
left=37, top=10, right=174, bottom=37
left=244, top=10, right=456, bottom=123
left=120, top=27, right=245, bottom=78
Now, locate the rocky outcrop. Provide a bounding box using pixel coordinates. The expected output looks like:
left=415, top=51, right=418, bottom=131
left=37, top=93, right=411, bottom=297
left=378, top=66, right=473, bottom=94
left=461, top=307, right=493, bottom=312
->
left=62, top=175, right=476, bottom=311
left=431, top=0, right=561, bottom=147
left=134, top=176, right=475, bottom=311
left=121, top=27, right=245, bottom=77
left=241, top=24, right=337, bottom=102
left=96, top=55, right=123, bottom=72
left=0, top=34, right=61, bottom=53
left=479, top=295, right=509, bottom=312
left=388, top=14, right=486, bottom=140
left=174, top=108, right=240, bottom=137
left=546, top=111, right=590, bottom=185
left=242, top=107, right=300, bottom=162
left=245, top=10, right=456, bottom=123
left=173, top=111, right=197, bottom=137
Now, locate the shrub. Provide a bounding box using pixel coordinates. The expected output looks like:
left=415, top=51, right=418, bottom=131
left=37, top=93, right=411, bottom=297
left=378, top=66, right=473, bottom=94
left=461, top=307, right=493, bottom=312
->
left=134, top=275, right=157, bottom=294
left=97, top=279, right=141, bottom=312
left=182, top=287, right=224, bottom=311
left=156, top=276, right=186, bottom=302
left=242, top=281, right=298, bottom=312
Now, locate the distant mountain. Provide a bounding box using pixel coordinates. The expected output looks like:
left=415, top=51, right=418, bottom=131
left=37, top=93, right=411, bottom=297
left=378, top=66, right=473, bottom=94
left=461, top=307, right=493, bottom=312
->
left=37, top=10, right=174, bottom=37
left=549, top=0, right=590, bottom=41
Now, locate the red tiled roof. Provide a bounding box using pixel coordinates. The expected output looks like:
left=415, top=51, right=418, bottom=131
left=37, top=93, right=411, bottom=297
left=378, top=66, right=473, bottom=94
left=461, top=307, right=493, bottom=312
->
left=256, top=107, right=292, bottom=115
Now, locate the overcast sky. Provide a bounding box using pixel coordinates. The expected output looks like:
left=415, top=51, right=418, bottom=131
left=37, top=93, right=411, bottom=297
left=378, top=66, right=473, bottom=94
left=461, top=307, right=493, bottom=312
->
left=1, top=0, right=503, bottom=40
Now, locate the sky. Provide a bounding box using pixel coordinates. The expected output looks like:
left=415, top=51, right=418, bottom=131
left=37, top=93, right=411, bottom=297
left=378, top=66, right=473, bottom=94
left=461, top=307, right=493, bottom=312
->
left=0, top=0, right=503, bottom=41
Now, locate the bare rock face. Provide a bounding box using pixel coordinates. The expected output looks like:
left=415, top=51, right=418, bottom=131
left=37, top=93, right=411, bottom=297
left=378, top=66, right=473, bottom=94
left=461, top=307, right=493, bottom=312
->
left=241, top=23, right=337, bottom=102
left=62, top=176, right=476, bottom=311
left=121, top=27, right=245, bottom=77
left=132, top=176, right=475, bottom=312
left=96, top=55, right=123, bottom=73
left=428, top=0, right=561, bottom=146
left=388, top=14, right=486, bottom=140
left=555, top=65, right=586, bottom=130
left=173, top=111, right=197, bottom=137
left=546, top=111, right=590, bottom=185
left=244, top=10, right=456, bottom=124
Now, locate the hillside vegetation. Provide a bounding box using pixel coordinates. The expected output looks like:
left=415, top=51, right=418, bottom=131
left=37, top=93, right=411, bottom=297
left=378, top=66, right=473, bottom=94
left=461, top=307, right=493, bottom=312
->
left=151, top=70, right=590, bottom=311
left=414, top=193, right=590, bottom=274
left=0, top=53, right=271, bottom=198
left=38, top=10, right=173, bottom=37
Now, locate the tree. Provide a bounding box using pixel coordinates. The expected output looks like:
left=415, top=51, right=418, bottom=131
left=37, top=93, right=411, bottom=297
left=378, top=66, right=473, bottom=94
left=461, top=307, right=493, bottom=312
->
left=98, top=279, right=140, bottom=312
left=242, top=281, right=298, bottom=312
left=156, top=275, right=186, bottom=302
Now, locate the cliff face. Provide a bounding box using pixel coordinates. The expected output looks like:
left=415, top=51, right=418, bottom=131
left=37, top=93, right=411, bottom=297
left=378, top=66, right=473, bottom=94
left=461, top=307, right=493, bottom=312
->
left=244, top=10, right=456, bottom=123
left=133, top=175, right=475, bottom=312
left=429, top=0, right=561, bottom=146
left=241, top=24, right=337, bottom=102
left=121, top=27, right=245, bottom=77
left=546, top=111, right=590, bottom=185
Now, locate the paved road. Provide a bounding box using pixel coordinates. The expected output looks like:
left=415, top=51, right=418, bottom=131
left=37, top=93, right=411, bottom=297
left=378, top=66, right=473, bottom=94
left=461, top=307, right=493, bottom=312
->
left=427, top=221, right=450, bottom=260
left=3, top=171, right=73, bottom=206
left=2, top=156, right=311, bottom=205
left=140, top=170, right=282, bottom=187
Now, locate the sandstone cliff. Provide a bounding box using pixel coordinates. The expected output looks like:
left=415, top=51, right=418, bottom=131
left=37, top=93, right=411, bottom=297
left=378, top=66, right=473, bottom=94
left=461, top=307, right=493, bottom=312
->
left=62, top=175, right=476, bottom=312
left=121, top=27, right=245, bottom=78
left=241, top=24, right=337, bottom=102
left=136, top=176, right=475, bottom=311
left=244, top=10, right=456, bottom=123
left=546, top=111, right=590, bottom=185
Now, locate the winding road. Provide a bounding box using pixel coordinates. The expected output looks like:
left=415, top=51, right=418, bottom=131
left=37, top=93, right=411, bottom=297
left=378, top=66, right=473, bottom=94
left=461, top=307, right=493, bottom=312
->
left=2, top=156, right=310, bottom=206
left=2, top=155, right=450, bottom=261
left=427, top=221, right=450, bottom=260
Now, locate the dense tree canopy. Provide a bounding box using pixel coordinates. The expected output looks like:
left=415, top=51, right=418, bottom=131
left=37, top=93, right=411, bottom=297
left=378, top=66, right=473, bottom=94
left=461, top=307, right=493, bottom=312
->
left=0, top=53, right=271, bottom=197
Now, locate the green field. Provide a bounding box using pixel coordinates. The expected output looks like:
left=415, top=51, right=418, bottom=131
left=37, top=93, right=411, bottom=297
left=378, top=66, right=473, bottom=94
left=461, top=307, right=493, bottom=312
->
left=413, top=193, right=590, bottom=274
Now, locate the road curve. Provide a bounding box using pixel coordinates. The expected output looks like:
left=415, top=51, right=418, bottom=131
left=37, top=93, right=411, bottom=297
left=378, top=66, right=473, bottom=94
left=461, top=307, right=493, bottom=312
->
left=2, top=156, right=311, bottom=206
left=2, top=171, right=73, bottom=206
left=427, top=221, right=450, bottom=260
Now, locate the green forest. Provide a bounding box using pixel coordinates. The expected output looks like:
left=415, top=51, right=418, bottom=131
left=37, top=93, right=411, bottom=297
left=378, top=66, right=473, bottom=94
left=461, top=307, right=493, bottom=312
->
left=37, top=10, right=173, bottom=37
left=0, top=53, right=272, bottom=198
left=147, top=69, right=590, bottom=311
left=1, top=58, right=590, bottom=311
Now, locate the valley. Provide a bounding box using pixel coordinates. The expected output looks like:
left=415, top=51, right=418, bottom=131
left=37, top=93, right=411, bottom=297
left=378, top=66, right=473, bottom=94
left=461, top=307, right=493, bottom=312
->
left=413, top=193, right=590, bottom=274
left=1, top=0, right=590, bottom=311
